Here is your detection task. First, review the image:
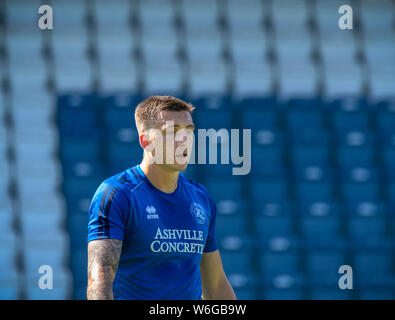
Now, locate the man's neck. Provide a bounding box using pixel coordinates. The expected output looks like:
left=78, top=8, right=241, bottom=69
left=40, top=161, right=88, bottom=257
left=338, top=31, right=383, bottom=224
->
left=139, top=158, right=179, bottom=194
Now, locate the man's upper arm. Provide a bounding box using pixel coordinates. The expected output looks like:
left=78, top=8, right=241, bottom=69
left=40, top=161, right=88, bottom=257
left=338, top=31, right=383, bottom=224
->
left=87, top=238, right=122, bottom=299
left=88, top=180, right=130, bottom=242
left=200, top=250, right=226, bottom=289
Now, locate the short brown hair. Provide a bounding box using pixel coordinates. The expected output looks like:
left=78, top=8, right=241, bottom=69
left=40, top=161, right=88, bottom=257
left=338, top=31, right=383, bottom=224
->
left=134, top=95, right=195, bottom=132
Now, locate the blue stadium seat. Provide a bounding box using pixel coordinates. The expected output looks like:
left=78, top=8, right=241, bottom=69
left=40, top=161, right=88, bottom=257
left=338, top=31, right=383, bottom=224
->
left=60, top=140, right=104, bottom=180
left=292, top=145, right=330, bottom=170
left=377, top=101, right=395, bottom=136
left=337, top=145, right=375, bottom=170
left=58, top=93, right=98, bottom=109
left=237, top=96, right=277, bottom=109
left=342, top=182, right=380, bottom=206
left=332, top=110, right=369, bottom=134
left=290, top=127, right=330, bottom=146
left=251, top=180, right=288, bottom=205
left=104, top=99, right=139, bottom=144
left=336, top=130, right=375, bottom=147
left=305, top=241, right=348, bottom=284
left=261, top=274, right=305, bottom=300
left=358, top=287, right=395, bottom=300
left=107, top=143, right=142, bottom=174
left=293, top=164, right=333, bottom=183
left=254, top=203, right=294, bottom=240
left=216, top=215, right=248, bottom=238
left=70, top=248, right=88, bottom=296
left=259, top=236, right=300, bottom=278
left=309, top=288, right=352, bottom=300
left=227, top=273, right=257, bottom=300
left=347, top=202, right=387, bottom=243
left=242, top=108, right=279, bottom=130
left=251, top=128, right=284, bottom=146
left=68, top=213, right=89, bottom=250
left=57, top=94, right=100, bottom=140
left=353, top=245, right=394, bottom=286
left=287, top=97, right=322, bottom=109
left=103, top=93, right=142, bottom=111
left=194, top=109, right=232, bottom=130
left=105, top=105, right=135, bottom=130
left=252, top=145, right=285, bottom=178
left=287, top=106, right=324, bottom=132
left=205, top=178, right=243, bottom=202
left=64, top=177, right=101, bottom=204
left=190, top=94, right=232, bottom=110
left=297, top=181, right=334, bottom=205
left=383, top=147, right=395, bottom=179
left=299, top=201, right=342, bottom=241
left=340, top=166, right=381, bottom=184
left=60, top=139, right=100, bottom=165
left=221, top=251, right=252, bottom=274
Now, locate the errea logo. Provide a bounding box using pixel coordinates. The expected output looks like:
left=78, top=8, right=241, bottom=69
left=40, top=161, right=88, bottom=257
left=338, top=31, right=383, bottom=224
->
left=146, top=205, right=159, bottom=219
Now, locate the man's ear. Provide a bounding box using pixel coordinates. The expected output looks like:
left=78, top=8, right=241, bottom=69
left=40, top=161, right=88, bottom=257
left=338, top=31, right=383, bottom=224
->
left=139, top=132, right=150, bottom=149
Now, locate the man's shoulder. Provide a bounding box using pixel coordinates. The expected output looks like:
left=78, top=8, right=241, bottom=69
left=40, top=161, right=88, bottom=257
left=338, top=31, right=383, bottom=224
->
left=180, top=174, right=213, bottom=201
left=96, top=167, right=144, bottom=196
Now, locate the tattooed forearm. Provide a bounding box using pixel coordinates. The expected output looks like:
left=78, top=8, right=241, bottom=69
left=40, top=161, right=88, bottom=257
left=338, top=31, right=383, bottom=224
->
left=87, top=239, right=123, bottom=300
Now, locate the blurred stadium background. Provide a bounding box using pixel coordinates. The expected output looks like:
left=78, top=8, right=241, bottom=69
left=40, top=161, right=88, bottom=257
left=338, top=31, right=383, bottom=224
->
left=1, top=0, right=395, bottom=300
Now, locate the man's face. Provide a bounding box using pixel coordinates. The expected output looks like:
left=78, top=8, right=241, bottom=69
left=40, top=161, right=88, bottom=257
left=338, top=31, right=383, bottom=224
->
left=142, top=110, right=195, bottom=172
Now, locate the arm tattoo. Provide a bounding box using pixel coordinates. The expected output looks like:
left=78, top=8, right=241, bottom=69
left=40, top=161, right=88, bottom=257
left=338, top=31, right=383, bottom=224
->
left=87, top=239, right=123, bottom=300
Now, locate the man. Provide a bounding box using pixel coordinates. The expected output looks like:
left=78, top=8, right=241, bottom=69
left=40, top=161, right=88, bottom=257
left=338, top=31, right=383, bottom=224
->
left=87, top=95, right=236, bottom=300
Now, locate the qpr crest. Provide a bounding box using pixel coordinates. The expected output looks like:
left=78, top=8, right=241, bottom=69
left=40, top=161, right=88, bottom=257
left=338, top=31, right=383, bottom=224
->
left=190, top=202, right=206, bottom=225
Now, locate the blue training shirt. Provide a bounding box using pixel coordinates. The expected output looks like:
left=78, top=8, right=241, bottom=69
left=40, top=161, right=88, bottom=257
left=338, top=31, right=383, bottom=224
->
left=88, top=164, right=218, bottom=300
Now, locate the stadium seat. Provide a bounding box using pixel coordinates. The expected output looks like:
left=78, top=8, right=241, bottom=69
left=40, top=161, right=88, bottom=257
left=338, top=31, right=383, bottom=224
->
left=221, top=251, right=252, bottom=275
left=181, top=0, right=219, bottom=35
left=286, top=105, right=324, bottom=133
left=194, top=108, right=232, bottom=130
left=70, top=248, right=88, bottom=290
left=67, top=213, right=89, bottom=250
left=215, top=215, right=248, bottom=239
left=337, top=145, right=375, bottom=170
left=293, top=164, right=333, bottom=183
left=259, top=236, right=300, bottom=278
left=299, top=201, right=342, bottom=241
left=377, top=100, right=395, bottom=136
left=251, top=180, right=288, bottom=205
left=342, top=182, right=380, bottom=206
left=292, top=145, right=330, bottom=170
left=107, top=143, right=142, bottom=174
left=0, top=270, right=19, bottom=300
left=341, top=166, right=381, bottom=184
left=347, top=202, right=388, bottom=243
left=332, top=109, right=370, bottom=135
left=305, top=241, right=348, bottom=284
left=254, top=203, right=294, bottom=240
left=297, top=181, right=334, bottom=206
left=57, top=94, right=100, bottom=139
left=353, top=242, right=394, bottom=286
left=360, top=0, right=395, bottom=37
left=261, top=274, right=305, bottom=300
left=383, top=147, right=395, bottom=179
left=60, top=140, right=104, bottom=180
left=309, top=288, right=352, bottom=300
left=252, top=144, right=285, bottom=178
left=272, top=0, right=309, bottom=39
left=228, top=273, right=257, bottom=300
